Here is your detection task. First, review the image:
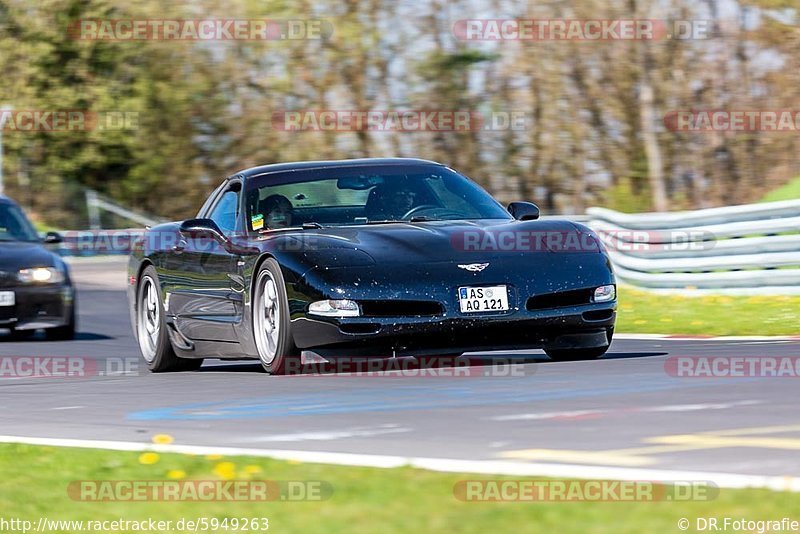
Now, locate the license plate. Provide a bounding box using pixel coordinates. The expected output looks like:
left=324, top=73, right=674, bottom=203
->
left=458, top=285, right=509, bottom=313
left=0, top=291, right=14, bottom=306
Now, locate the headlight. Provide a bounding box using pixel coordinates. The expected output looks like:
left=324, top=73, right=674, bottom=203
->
left=18, top=267, right=64, bottom=284
left=593, top=285, right=616, bottom=303
left=308, top=299, right=360, bottom=317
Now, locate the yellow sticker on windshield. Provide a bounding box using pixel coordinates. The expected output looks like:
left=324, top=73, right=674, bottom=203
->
left=251, top=213, right=264, bottom=230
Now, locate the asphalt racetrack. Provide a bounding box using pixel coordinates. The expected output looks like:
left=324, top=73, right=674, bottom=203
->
left=1, top=258, right=799, bottom=487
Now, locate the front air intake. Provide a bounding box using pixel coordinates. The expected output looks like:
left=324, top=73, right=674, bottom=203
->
left=526, top=289, right=593, bottom=310
left=359, top=300, right=444, bottom=317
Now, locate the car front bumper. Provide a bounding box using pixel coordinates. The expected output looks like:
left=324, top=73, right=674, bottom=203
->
left=0, top=284, right=75, bottom=330
left=290, top=301, right=616, bottom=357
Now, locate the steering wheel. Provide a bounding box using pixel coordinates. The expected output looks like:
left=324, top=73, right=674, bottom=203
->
left=401, top=205, right=439, bottom=220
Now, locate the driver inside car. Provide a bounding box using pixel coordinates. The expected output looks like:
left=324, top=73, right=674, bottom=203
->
left=259, top=194, right=294, bottom=229
left=366, top=182, right=423, bottom=221
left=386, top=186, right=418, bottom=218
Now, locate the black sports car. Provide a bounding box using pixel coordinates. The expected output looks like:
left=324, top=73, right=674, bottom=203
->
left=0, top=196, right=75, bottom=340
left=128, top=158, right=616, bottom=373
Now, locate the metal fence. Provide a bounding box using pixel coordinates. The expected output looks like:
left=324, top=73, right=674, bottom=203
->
left=586, top=200, right=800, bottom=293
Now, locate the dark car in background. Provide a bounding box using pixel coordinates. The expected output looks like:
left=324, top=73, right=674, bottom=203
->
left=128, top=158, right=616, bottom=374
left=0, top=196, right=75, bottom=340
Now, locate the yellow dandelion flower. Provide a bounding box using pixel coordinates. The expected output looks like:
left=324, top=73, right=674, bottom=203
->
left=152, top=434, right=174, bottom=445
left=138, top=452, right=160, bottom=465
left=205, top=454, right=223, bottom=460
left=213, top=462, right=237, bottom=479
left=167, top=469, right=186, bottom=479
left=243, top=465, right=263, bottom=475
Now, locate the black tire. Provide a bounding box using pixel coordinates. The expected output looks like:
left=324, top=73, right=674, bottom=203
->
left=545, top=346, right=609, bottom=361
left=177, top=358, right=204, bottom=371
left=9, top=328, right=35, bottom=341
left=251, top=258, right=299, bottom=375
left=44, top=298, right=77, bottom=341
left=136, top=265, right=202, bottom=372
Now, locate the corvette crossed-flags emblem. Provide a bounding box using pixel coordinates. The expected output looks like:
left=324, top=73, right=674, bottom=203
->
left=457, top=263, right=489, bottom=272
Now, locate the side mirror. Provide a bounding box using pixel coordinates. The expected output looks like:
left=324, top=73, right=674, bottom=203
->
left=507, top=201, right=540, bottom=221
left=180, top=218, right=226, bottom=241
left=179, top=218, right=257, bottom=255
left=43, top=231, right=63, bottom=244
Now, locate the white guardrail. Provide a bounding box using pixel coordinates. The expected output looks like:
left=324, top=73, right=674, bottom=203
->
left=585, top=200, right=800, bottom=293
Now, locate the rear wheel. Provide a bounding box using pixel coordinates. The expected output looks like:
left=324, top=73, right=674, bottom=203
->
left=136, top=265, right=202, bottom=372
left=252, top=259, right=299, bottom=375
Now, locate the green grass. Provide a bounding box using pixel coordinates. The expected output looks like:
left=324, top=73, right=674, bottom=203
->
left=760, top=176, right=800, bottom=202
left=616, top=285, right=800, bottom=336
left=0, top=443, right=798, bottom=533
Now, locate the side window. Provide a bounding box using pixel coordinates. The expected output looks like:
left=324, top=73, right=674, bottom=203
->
left=208, top=189, right=240, bottom=234
left=197, top=181, right=228, bottom=217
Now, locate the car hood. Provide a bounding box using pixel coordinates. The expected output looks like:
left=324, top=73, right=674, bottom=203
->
left=291, top=219, right=613, bottom=300
left=0, top=241, right=61, bottom=271
left=278, top=218, right=601, bottom=267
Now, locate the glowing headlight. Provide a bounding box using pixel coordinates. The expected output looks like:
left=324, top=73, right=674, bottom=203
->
left=308, top=299, right=360, bottom=317
left=18, top=267, right=64, bottom=284
left=593, top=285, right=616, bottom=303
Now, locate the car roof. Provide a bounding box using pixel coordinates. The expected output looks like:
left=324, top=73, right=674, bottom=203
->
left=235, top=158, right=445, bottom=179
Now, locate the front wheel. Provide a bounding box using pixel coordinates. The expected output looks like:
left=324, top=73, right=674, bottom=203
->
left=136, top=265, right=202, bottom=372
left=252, top=258, right=299, bottom=375
left=9, top=328, right=35, bottom=341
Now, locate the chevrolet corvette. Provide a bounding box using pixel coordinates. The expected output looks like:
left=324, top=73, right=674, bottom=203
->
left=128, top=158, right=616, bottom=373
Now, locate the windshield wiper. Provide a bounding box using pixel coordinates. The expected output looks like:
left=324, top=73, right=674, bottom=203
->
left=362, top=218, right=437, bottom=225
left=366, top=217, right=437, bottom=223
left=363, top=220, right=411, bottom=225
left=257, top=222, right=324, bottom=234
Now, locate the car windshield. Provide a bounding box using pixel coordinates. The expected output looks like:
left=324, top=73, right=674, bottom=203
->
left=244, top=164, right=512, bottom=231
left=0, top=202, right=40, bottom=242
